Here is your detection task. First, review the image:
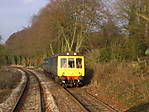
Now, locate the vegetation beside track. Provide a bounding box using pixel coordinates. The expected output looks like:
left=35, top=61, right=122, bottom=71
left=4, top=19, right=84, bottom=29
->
left=0, top=0, right=149, bottom=111
left=0, top=68, right=22, bottom=103
left=0, top=68, right=21, bottom=89
left=86, top=58, right=149, bottom=110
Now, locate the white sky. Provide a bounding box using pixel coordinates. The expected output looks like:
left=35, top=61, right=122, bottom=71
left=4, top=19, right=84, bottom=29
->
left=0, top=0, right=49, bottom=43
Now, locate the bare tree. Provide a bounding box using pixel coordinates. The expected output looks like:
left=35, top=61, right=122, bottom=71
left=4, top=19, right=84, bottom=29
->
left=115, top=0, right=149, bottom=57
left=45, top=0, right=107, bottom=54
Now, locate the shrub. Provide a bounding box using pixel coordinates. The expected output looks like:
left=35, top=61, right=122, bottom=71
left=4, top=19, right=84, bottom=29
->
left=98, top=48, right=112, bottom=62
left=0, top=68, right=21, bottom=89
left=91, top=62, right=149, bottom=107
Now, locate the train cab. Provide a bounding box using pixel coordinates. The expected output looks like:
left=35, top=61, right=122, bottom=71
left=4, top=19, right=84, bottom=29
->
left=43, top=52, right=85, bottom=86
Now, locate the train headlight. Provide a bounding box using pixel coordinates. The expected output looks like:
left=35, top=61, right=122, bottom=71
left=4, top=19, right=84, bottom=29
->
left=62, top=80, right=65, bottom=83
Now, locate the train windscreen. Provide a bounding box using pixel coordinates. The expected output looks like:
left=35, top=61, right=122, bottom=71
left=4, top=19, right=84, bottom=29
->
left=68, top=58, right=75, bottom=68
left=61, top=58, right=67, bottom=68
left=60, top=58, right=82, bottom=68
left=76, top=58, right=82, bottom=68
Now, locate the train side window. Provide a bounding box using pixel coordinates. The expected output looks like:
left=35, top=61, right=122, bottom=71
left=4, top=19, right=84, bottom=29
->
left=61, top=58, right=67, bottom=68
left=68, top=58, right=75, bottom=68
left=76, top=58, right=82, bottom=68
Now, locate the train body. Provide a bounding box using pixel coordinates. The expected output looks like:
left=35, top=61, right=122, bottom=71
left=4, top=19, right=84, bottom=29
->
left=43, top=53, right=85, bottom=86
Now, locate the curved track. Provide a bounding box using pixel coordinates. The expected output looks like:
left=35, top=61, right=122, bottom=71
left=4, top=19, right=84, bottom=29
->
left=30, top=69, right=89, bottom=112
left=43, top=70, right=120, bottom=112
left=12, top=69, right=43, bottom=112
left=11, top=73, right=29, bottom=112
left=1, top=68, right=121, bottom=112
left=0, top=69, right=28, bottom=112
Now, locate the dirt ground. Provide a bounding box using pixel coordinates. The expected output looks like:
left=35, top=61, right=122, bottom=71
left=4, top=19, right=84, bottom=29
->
left=0, top=67, right=22, bottom=103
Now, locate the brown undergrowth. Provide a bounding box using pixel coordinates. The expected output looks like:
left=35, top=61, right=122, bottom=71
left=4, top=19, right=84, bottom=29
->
left=0, top=68, right=21, bottom=89
left=90, top=61, right=149, bottom=110
left=0, top=67, right=22, bottom=103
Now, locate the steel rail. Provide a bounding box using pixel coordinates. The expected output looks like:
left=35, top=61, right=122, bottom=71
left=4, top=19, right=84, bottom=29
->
left=67, top=88, right=121, bottom=112
left=27, top=70, right=44, bottom=112
left=64, top=88, right=90, bottom=112
left=11, top=70, right=29, bottom=112
left=12, top=68, right=43, bottom=112
left=85, top=91, right=120, bottom=112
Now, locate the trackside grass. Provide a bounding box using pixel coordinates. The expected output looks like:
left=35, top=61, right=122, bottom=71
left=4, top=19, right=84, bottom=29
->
left=90, top=62, right=149, bottom=109
left=0, top=68, right=22, bottom=103
left=0, top=68, right=21, bottom=89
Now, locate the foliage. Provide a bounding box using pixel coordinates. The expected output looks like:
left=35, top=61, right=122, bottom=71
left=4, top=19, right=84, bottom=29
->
left=98, top=48, right=112, bottom=62
left=5, top=0, right=107, bottom=56
left=91, top=62, right=149, bottom=107
left=2, top=1, right=149, bottom=109
left=4, top=0, right=149, bottom=66
left=145, top=49, right=149, bottom=56
left=117, top=0, right=149, bottom=57
left=0, top=44, right=7, bottom=66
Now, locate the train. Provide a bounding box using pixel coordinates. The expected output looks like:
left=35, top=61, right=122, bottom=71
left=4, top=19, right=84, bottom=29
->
left=43, top=52, right=85, bottom=87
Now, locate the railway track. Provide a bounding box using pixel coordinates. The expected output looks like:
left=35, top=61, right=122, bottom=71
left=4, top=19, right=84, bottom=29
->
left=42, top=69, right=120, bottom=112
left=0, top=68, right=43, bottom=112
left=34, top=69, right=120, bottom=112
left=13, top=69, right=43, bottom=112
left=86, top=91, right=120, bottom=112
left=48, top=84, right=89, bottom=112
left=30, top=69, right=89, bottom=112
left=67, top=88, right=121, bottom=112
left=0, top=69, right=28, bottom=112
left=1, top=68, right=121, bottom=112
left=61, top=87, right=90, bottom=112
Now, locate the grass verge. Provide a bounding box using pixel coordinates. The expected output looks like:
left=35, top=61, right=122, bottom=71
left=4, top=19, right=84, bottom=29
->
left=89, top=61, right=149, bottom=110
left=0, top=67, right=22, bottom=103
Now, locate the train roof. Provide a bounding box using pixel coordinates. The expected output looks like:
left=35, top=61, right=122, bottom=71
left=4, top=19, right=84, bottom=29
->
left=45, top=52, right=83, bottom=60
left=58, top=52, right=83, bottom=56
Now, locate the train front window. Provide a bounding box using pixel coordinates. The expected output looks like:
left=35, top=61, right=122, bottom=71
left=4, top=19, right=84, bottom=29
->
left=61, top=58, right=67, bottom=68
left=68, top=58, right=75, bottom=68
left=76, top=58, right=82, bottom=68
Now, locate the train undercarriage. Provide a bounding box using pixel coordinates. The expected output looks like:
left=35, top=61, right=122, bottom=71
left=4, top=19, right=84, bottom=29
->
left=44, top=70, right=84, bottom=87
left=55, top=76, right=84, bottom=87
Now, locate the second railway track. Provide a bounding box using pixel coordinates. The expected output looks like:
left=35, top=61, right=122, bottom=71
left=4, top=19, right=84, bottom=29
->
left=66, top=88, right=120, bottom=112
left=30, top=69, right=89, bottom=112
left=2, top=67, right=121, bottom=112
left=12, top=69, right=43, bottom=112
left=31, top=69, right=121, bottom=112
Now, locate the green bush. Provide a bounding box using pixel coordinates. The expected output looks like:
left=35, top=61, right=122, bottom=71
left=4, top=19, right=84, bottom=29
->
left=138, top=41, right=147, bottom=56
left=98, top=48, right=112, bottom=62
left=145, top=49, right=149, bottom=56
left=0, top=45, right=7, bottom=66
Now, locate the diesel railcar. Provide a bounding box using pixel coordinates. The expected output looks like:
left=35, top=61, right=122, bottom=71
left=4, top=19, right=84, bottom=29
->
left=43, top=53, right=85, bottom=86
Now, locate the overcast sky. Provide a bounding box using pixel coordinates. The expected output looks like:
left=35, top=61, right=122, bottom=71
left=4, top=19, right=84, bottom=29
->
left=0, top=0, right=49, bottom=42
